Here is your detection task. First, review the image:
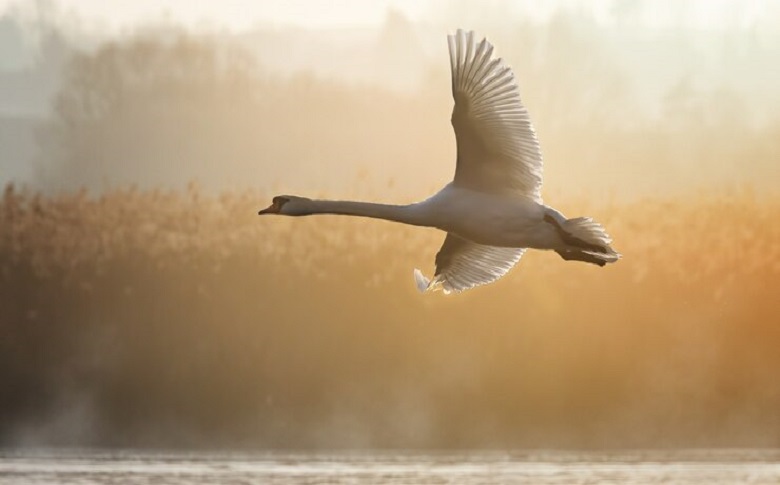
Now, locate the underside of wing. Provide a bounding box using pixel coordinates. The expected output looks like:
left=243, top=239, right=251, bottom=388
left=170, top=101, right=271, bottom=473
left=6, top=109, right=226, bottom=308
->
left=448, top=29, right=543, bottom=201
left=415, top=233, right=525, bottom=294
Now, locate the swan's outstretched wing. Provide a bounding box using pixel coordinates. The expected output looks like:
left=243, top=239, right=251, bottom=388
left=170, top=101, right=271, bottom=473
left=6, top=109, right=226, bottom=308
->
left=414, top=233, right=525, bottom=294
left=448, top=29, right=543, bottom=201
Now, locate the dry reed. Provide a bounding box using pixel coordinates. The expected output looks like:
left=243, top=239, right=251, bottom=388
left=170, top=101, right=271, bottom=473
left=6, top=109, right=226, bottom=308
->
left=1, top=184, right=778, bottom=448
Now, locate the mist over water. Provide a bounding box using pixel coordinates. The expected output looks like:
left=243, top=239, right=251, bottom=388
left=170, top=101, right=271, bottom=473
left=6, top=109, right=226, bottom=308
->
left=2, top=449, right=780, bottom=484
left=0, top=0, right=779, bottom=455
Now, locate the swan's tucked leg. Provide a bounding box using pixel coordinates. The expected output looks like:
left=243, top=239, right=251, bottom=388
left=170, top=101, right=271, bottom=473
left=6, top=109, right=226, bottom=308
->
left=555, top=249, right=607, bottom=267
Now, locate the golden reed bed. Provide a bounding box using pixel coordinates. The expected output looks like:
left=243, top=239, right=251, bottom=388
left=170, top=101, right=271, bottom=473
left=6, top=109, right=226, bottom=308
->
left=1, top=184, right=779, bottom=448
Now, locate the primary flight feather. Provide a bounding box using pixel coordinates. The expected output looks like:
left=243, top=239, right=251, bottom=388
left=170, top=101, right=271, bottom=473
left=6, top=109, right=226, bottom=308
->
left=258, top=29, right=620, bottom=294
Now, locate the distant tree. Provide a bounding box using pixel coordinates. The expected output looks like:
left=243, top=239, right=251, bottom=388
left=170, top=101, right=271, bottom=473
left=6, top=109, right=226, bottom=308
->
left=33, top=29, right=449, bottom=197
left=35, top=32, right=262, bottom=192
left=375, top=8, right=424, bottom=90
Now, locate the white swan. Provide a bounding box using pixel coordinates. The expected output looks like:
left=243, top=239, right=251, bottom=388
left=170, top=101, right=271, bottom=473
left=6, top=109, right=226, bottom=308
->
left=258, top=29, right=620, bottom=293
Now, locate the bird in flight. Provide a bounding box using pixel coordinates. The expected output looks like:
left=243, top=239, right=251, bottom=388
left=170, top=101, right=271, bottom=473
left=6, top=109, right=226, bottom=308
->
left=259, top=29, right=620, bottom=294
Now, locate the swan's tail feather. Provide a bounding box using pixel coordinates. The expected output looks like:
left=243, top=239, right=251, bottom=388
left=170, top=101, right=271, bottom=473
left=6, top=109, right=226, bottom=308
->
left=561, top=217, right=621, bottom=264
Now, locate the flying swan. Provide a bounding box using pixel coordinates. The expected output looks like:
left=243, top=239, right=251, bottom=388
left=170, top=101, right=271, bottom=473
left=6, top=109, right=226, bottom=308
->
left=258, top=29, right=620, bottom=293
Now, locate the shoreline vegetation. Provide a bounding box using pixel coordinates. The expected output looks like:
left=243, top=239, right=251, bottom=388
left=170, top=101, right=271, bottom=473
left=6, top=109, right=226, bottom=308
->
left=2, top=184, right=778, bottom=448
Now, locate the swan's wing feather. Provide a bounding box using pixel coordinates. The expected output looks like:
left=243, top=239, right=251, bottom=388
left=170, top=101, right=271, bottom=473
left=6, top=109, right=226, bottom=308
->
left=415, top=233, right=525, bottom=294
left=448, top=29, right=543, bottom=201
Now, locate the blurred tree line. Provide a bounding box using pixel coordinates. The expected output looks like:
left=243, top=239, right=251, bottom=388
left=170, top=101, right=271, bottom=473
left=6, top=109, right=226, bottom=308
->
left=36, top=33, right=264, bottom=191
left=33, top=30, right=451, bottom=197
left=29, top=17, right=780, bottom=199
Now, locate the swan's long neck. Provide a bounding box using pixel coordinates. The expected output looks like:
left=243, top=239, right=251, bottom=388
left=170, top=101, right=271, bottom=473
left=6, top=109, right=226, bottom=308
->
left=298, top=199, right=431, bottom=227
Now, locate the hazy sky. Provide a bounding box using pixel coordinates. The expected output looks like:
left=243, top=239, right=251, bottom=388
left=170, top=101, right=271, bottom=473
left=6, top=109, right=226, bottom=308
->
left=0, top=0, right=775, bottom=31
left=2, top=0, right=429, bottom=29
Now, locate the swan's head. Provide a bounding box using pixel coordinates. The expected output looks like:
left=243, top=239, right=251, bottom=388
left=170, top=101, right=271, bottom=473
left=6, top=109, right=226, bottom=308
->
left=258, top=195, right=312, bottom=216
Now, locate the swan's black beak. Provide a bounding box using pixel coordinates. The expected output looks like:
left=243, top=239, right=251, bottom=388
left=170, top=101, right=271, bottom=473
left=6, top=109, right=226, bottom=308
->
left=258, top=203, right=278, bottom=215
left=258, top=196, right=289, bottom=215
left=257, top=204, right=279, bottom=216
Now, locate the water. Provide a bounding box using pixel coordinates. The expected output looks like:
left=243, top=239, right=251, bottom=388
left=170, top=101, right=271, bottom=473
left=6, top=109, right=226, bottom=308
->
left=1, top=449, right=778, bottom=484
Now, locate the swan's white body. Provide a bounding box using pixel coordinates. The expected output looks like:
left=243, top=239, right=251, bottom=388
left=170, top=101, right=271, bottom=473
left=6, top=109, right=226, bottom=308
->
left=410, top=186, right=556, bottom=248
left=259, top=30, right=620, bottom=293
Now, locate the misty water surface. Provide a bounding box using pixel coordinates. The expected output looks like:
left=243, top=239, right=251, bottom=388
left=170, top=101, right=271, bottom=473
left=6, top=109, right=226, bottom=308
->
left=1, top=449, right=779, bottom=484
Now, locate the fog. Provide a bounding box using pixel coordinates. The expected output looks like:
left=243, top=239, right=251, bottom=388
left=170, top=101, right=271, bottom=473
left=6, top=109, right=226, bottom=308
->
left=1, top=0, right=779, bottom=197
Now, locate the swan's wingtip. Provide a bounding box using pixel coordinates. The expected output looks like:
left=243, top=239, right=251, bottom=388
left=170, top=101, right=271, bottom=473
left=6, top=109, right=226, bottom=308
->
left=413, top=268, right=431, bottom=293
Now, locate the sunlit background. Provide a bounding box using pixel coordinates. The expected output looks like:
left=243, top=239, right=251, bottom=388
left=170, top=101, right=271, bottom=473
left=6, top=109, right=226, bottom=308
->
left=1, top=0, right=779, bottom=449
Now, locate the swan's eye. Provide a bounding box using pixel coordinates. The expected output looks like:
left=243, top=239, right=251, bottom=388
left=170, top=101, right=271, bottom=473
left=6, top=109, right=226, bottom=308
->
left=272, top=196, right=290, bottom=209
